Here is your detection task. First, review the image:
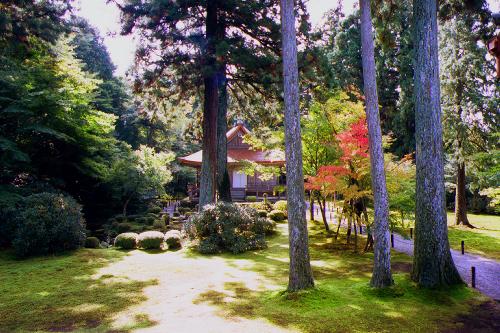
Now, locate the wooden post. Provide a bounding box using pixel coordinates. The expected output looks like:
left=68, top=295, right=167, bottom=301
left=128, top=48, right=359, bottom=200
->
left=471, top=266, right=476, bottom=288
left=461, top=240, right=465, bottom=255
left=391, top=233, right=394, bottom=248
left=410, top=227, right=413, bottom=239
left=359, top=225, right=363, bottom=234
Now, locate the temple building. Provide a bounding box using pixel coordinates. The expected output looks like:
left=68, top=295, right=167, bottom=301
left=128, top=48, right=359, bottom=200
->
left=179, top=122, right=286, bottom=201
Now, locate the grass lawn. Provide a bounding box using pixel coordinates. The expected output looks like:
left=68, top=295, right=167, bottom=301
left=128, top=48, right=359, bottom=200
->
left=0, top=222, right=497, bottom=332
left=446, top=213, right=500, bottom=261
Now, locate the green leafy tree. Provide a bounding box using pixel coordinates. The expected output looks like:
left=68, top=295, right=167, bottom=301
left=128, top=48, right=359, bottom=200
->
left=105, top=145, right=174, bottom=216
left=439, top=13, right=499, bottom=227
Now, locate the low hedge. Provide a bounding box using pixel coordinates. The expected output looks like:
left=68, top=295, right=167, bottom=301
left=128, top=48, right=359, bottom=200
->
left=268, top=210, right=286, bottom=222
left=273, top=200, right=287, bottom=213
left=137, top=231, right=164, bottom=249
left=114, top=232, right=138, bottom=249
left=164, top=230, right=181, bottom=249
left=85, top=237, right=101, bottom=249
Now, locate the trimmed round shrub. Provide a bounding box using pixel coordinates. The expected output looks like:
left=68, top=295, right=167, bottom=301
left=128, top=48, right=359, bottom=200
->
left=263, top=219, right=277, bottom=235
left=153, top=219, right=166, bottom=231
left=164, top=230, right=181, bottom=249
left=85, top=237, right=101, bottom=249
left=117, top=222, right=133, bottom=233
left=257, top=210, right=268, bottom=218
left=12, top=193, right=86, bottom=257
left=273, top=200, right=287, bottom=212
left=147, top=206, right=162, bottom=214
left=114, top=233, right=138, bottom=249
left=184, top=202, right=272, bottom=254
left=268, top=210, right=286, bottom=222
left=137, top=231, right=164, bottom=249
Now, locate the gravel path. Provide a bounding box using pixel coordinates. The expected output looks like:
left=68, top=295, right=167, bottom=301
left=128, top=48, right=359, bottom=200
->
left=307, top=202, right=500, bottom=300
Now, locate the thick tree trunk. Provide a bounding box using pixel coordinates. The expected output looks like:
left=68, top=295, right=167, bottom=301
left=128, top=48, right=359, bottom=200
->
left=216, top=15, right=231, bottom=202
left=199, top=0, right=218, bottom=210
left=280, top=0, right=314, bottom=292
left=412, top=0, right=462, bottom=287
left=455, top=161, right=473, bottom=227
left=360, top=0, right=393, bottom=288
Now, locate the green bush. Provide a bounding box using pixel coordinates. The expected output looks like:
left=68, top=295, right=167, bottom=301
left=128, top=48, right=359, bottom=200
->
left=178, top=207, right=192, bottom=215
left=153, top=219, right=166, bottom=231
left=164, top=230, right=181, bottom=249
left=147, top=206, right=162, bottom=214
left=263, top=219, right=277, bottom=235
left=114, top=232, right=138, bottom=249
left=137, top=231, right=164, bottom=249
left=185, top=202, right=271, bottom=254
left=11, top=193, right=86, bottom=257
left=114, top=214, right=126, bottom=222
left=257, top=210, right=268, bottom=218
left=268, top=210, right=286, bottom=222
left=173, top=211, right=180, bottom=217
left=246, top=196, right=257, bottom=202
left=273, top=200, right=287, bottom=212
left=85, top=237, right=101, bottom=249
left=179, top=199, right=197, bottom=209
left=117, top=222, right=133, bottom=233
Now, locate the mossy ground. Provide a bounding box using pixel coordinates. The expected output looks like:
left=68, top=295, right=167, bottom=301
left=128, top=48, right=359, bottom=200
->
left=446, top=213, right=500, bottom=261
left=0, top=220, right=495, bottom=332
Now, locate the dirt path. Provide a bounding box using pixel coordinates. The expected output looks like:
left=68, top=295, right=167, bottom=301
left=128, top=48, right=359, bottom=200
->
left=308, top=202, right=500, bottom=300
left=94, top=249, right=298, bottom=333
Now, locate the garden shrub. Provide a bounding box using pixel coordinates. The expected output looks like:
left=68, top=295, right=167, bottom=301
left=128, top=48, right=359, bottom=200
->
left=85, top=237, right=101, bottom=249
left=153, top=219, right=166, bottom=231
left=114, top=232, right=138, bottom=249
left=263, top=219, right=277, bottom=235
left=185, top=202, right=272, bottom=254
left=164, top=230, right=181, bottom=249
left=137, top=231, right=164, bottom=249
left=117, top=222, right=133, bottom=233
left=268, top=210, right=286, bottom=222
left=114, top=214, right=126, bottom=222
left=273, top=200, right=287, bottom=213
left=246, top=196, right=257, bottom=202
left=178, top=207, right=191, bottom=215
left=257, top=210, right=268, bottom=218
left=147, top=206, right=162, bottom=214
left=173, top=211, right=180, bottom=217
left=12, top=193, right=86, bottom=257
left=179, top=199, right=197, bottom=209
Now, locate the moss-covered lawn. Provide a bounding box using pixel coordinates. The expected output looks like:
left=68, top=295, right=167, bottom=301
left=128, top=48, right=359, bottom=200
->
left=0, top=221, right=496, bottom=332
left=446, top=213, right=500, bottom=261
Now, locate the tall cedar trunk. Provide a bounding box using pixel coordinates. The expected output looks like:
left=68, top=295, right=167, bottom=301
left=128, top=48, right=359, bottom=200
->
left=412, top=0, right=462, bottom=287
left=199, top=0, right=218, bottom=210
left=309, top=191, right=314, bottom=221
left=280, top=0, right=314, bottom=292
left=455, top=161, right=472, bottom=226
left=359, top=0, right=393, bottom=288
left=216, top=15, right=231, bottom=202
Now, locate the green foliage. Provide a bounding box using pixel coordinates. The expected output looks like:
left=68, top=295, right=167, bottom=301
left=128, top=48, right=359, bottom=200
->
left=85, top=237, right=101, bottom=249
left=273, top=200, right=288, bottom=213
left=137, top=231, right=164, bottom=249
left=268, top=210, right=286, bottom=222
left=152, top=219, right=166, bottom=231
left=257, top=210, right=268, bottom=218
left=246, top=196, right=257, bottom=202
left=386, top=155, right=416, bottom=227
left=12, top=193, right=86, bottom=257
left=164, top=230, right=182, bottom=249
left=114, top=232, right=138, bottom=249
left=185, top=202, right=270, bottom=254
left=104, top=145, right=174, bottom=215
left=147, top=206, right=162, bottom=214
left=117, top=222, right=133, bottom=233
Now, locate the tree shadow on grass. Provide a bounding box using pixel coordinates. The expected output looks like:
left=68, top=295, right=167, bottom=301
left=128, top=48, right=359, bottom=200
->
left=191, top=224, right=486, bottom=333
left=0, top=249, right=158, bottom=332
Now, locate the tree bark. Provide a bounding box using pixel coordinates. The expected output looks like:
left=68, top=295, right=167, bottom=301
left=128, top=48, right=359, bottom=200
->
left=360, top=0, right=393, bottom=288
left=318, top=197, right=330, bottom=231
left=280, top=0, right=314, bottom=292
left=199, top=0, right=218, bottom=210
left=455, top=161, right=473, bottom=227
left=216, top=14, right=231, bottom=202
left=412, top=0, right=462, bottom=287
